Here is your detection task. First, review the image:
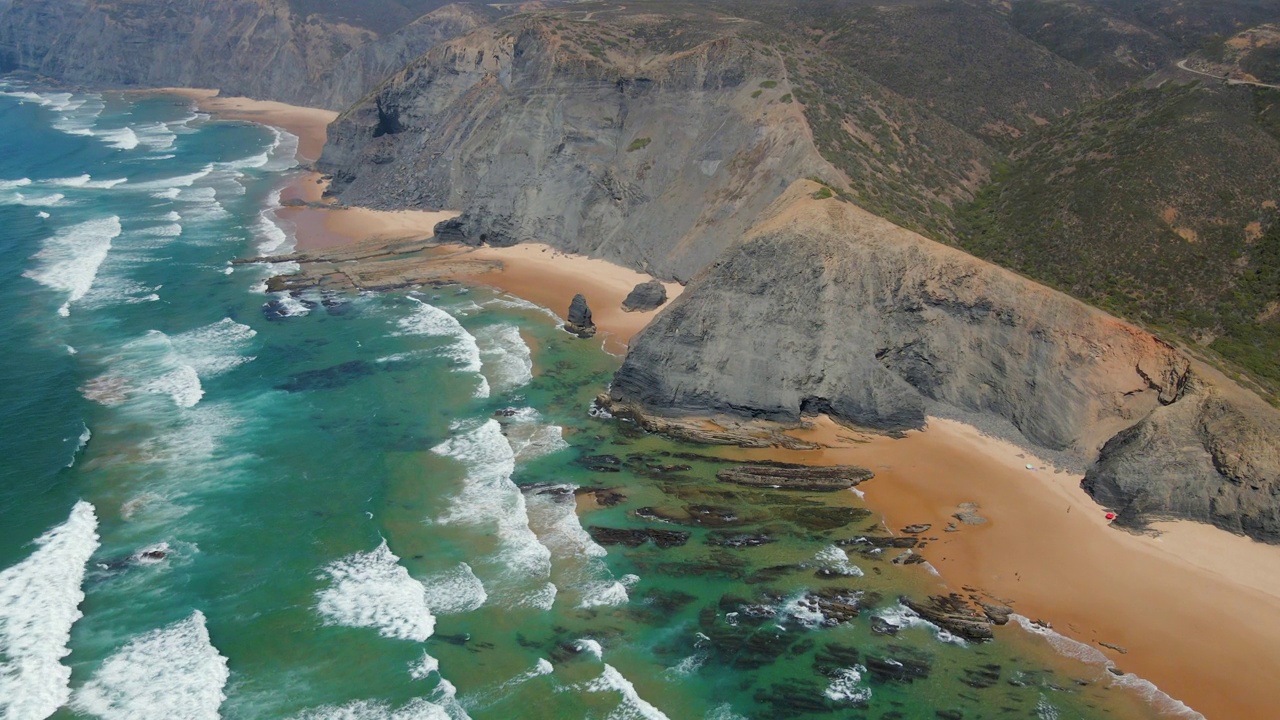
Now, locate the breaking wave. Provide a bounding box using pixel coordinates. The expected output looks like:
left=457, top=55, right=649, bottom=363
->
left=316, top=541, right=436, bottom=642
left=22, top=215, right=121, bottom=316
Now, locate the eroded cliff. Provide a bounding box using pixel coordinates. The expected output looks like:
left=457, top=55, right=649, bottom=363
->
left=319, top=13, right=834, bottom=281
left=608, top=181, right=1280, bottom=541
left=0, top=0, right=478, bottom=109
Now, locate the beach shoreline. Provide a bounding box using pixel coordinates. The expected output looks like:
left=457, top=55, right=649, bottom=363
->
left=186, top=91, right=1280, bottom=720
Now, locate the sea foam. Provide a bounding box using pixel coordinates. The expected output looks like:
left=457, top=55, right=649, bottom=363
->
left=583, top=665, right=670, bottom=720
left=398, top=300, right=490, bottom=398
left=316, top=541, right=436, bottom=642
left=0, top=501, right=100, bottom=720
left=523, top=485, right=631, bottom=609
left=1011, top=615, right=1205, bottom=719
left=432, top=421, right=552, bottom=602
left=71, top=610, right=229, bottom=720
left=420, top=563, right=487, bottom=615
left=476, top=324, right=533, bottom=392
left=23, top=215, right=121, bottom=316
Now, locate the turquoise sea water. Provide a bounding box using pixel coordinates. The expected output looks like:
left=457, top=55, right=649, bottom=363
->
left=0, top=82, right=1191, bottom=720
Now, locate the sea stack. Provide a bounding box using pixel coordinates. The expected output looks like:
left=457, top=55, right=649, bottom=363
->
left=565, top=293, right=596, bottom=338
left=621, top=280, right=667, bottom=313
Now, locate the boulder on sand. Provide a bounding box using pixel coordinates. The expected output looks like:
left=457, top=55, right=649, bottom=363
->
left=621, top=280, right=667, bottom=312
left=565, top=293, right=596, bottom=338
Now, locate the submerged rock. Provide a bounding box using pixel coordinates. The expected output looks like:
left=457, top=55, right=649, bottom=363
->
left=621, top=280, right=667, bottom=312
left=564, top=293, right=596, bottom=338
left=717, top=463, right=874, bottom=491
left=587, top=525, right=690, bottom=549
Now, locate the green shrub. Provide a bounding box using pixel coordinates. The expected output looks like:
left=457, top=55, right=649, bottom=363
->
left=626, top=137, right=652, bottom=152
left=759, top=80, right=778, bottom=88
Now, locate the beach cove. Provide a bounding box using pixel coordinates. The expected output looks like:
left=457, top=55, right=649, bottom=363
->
left=223, top=90, right=1280, bottom=719
left=0, top=81, right=1271, bottom=720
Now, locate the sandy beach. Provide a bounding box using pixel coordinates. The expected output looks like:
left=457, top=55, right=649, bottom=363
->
left=190, top=91, right=1280, bottom=720
left=728, top=416, right=1280, bottom=720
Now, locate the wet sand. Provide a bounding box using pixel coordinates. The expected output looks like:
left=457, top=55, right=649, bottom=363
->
left=155, top=88, right=336, bottom=161
left=730, top=416, right=1280, bottom=720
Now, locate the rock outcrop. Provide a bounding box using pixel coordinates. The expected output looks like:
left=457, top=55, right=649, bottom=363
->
left=608, top=181, right=1280, bottom=542
left=611, top=181, right=1191, bottom=460
left=1083, top=374, right=1280, bottom=542
left=621, top=280, right=667, bottom=313
left=564, top=293, right=595, bottom=338
left=318, top=14, right=837, bottom=281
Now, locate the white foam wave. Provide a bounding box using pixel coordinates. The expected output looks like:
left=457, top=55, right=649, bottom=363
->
left=23, top=215, right=121, bottom=316
left=432, top=421, right=551, bottom=593
left=824, top=665, right=871, bottom=704
left=420, top=563, right=487, bottom=615
left=1011, top=615, right=1204, bottom=719
left=133, top=122, right=177, bottom=151
left=0, top=177, right=32, bottom=189
left=398, top=300, right=489, bottom=398
left=574, top=638, right=603, bottom=659
left=8, top=191, right=66, bottom=207
left=501, top=408, right=568, bottom=462
left=71, top=611, right=229, bottom=720
left=476, top=324, right=533, bottom=392
left=872, top=603, right=968, bottom=645
left=169, top=318, right=257, bottom=377
left=409, top=652, right=440, bottom=680
left=127, top=164, right=213, bottom=191
left=263, top=127, right=301, bottom=171
left=316, top=541, right=436, bottom=642
left=0, top=501, right=100, bottom=720
left=292, top=699, right=453, bottom=720
left=523, top=484, right=630, bottom=608
left=97, top=127, right=139, bottom=150
left=483, top=296, right=560, bottom=323
left=813, top=545, right=863, bottom=577
left=583, top=665, right=670, bottom=720
left=253, top=189, right=292, bottom=254
left=66, top=424, right=92, bottom=467
left=37, top=211, right=50, bottom=219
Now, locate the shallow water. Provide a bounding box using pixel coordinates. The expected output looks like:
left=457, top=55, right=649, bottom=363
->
left=0, top=81, right=1185, bottom=719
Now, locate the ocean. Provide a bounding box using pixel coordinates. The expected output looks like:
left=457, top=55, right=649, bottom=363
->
left=0, top=80, right=1185, bottom=719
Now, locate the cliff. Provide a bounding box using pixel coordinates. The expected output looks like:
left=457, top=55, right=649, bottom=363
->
left=608, top=181, right=1280, bottom=541
left=319, top=13, right=835, bottom=281
left=0, top=0, right=479, bottom=110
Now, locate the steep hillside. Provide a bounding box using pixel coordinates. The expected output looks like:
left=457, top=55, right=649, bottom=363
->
left=761, top=0, right=1105, bottom=147
left=958, top=79, right=1280, bottom=394
left=608, top=181, right=1280, bottom=542
left=0, top=0, right=479, bottom=109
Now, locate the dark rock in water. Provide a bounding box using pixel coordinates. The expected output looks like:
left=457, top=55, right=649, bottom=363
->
left=870, top=615, right=900, bottom=635
left=812, top=643, right=861, bottom=675
left=588, top=525, right=690, bottom=549
left=707, top=532, right=773, bottom=548
left=277, top=360, right=375, bottom=392
left=960, top=663, right=1003, bottom=689
left=864, top=648, right=932, bottom=684
left=564, top=293, right=596, bottom=338
left=901, top=523, right=932, bottom=534
left=754, top=679, right=834, bottom=714
left=979, top=602, right=1013, bottom=625
left=935, top=710, right=964, bottom=720
left=262, top=299, right=292, bottom=320
left=792, top=587, right=867, bottom=625
left=576, top=454, right=621, bottom=473
left=138, top=549, right=168, bottom=562
left=903, top=594, right=994, bottom=641
left=494, top=407, right=520, bottom=418
left=717, top=463, right=874, bottom=491
left=574, top=486, right=626, bottom=507
left=621, top=280, right=667, bottom=312
left=746, top=564, right=800, bottom=584
left=841, top=535, right=918, bottom=549
left=780, top=505, right=872, bottom=531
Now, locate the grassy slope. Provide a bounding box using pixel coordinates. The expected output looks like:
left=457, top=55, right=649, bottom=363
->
left=958, top=81, right=1280, bottom=394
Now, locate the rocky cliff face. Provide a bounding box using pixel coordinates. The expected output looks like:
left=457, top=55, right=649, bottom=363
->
left=611, top=181, right=1192, bottom=460
left=608, top=181, right=1280, bottom=542
left=0, top=0, right=478, bottom=110
left=318, top=14, right=837, bottom=281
